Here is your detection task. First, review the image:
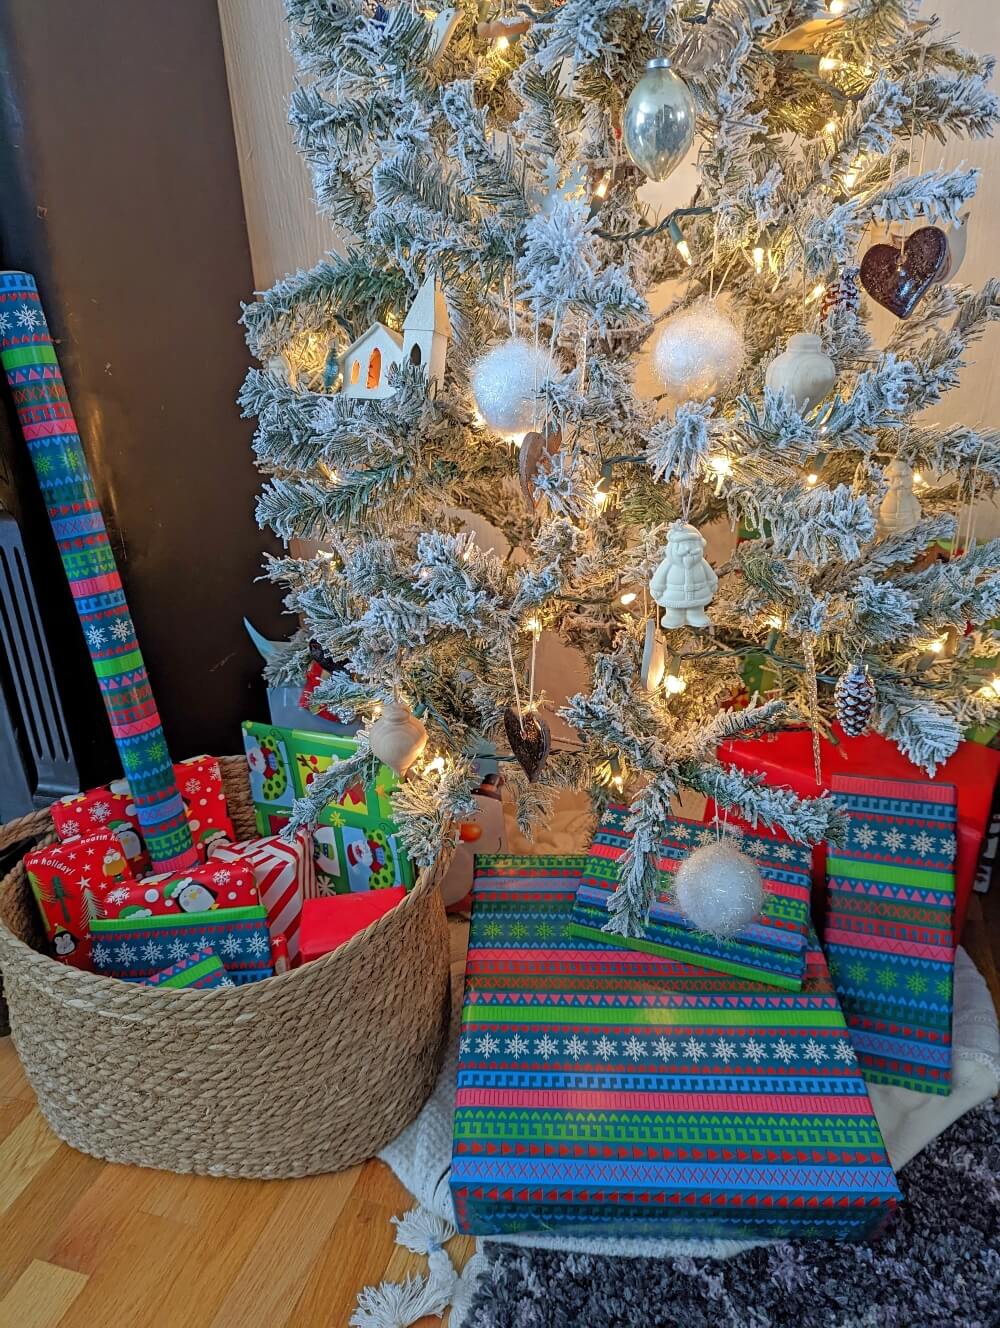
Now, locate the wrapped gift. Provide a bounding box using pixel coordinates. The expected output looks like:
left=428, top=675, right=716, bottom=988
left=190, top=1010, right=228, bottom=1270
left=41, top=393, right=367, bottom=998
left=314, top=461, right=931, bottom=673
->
left=824, top=775, right=957, bottom=1096
left=99, top=858, right=259, bottom=919
left=241, top=721, right=414, bottom=891
left=569, top=806, right=813, bottom=990
left=209, top=829, right=316, bottom=963
left=51, top=788, right=150, bottom=876
left=90, top=906, right=273, bottom=984
left=142, top=946, right=230, bottom=989
left=451, top=856, right=900, bottom=1241
left=24, top=831, right=133, bottom=969
left=719, top=730, right=1000, bottom=934
left=299, top=887, right=406, bottom=963
left=172, top=755, right=236, bottom=858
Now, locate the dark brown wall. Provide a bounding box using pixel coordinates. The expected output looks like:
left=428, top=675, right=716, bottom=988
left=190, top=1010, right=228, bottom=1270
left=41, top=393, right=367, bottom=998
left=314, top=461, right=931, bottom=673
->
left=0, top=0, right=286, bottom=780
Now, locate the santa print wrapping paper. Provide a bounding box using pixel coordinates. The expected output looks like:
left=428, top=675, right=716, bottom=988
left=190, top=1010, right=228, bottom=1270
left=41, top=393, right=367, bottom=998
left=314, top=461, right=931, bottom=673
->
left=143, top=946, right=231, bottom=990
left=451, top=856, right=900, bottom=1241
left=99, top=859, right=259, bottom=920
left=824, top=775, right=958, bottom=1096
left=90, top=906, right=273, bottom=984
left=568, top=806, right=813, bottom=990
left=24, top=831, right=132, bottom=968
left=209, top=830, right=316, bottom=964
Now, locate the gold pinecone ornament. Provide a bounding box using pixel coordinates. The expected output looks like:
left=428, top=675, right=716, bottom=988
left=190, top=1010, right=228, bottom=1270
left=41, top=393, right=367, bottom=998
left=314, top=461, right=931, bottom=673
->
left=834, top=661, right=877, bottom=737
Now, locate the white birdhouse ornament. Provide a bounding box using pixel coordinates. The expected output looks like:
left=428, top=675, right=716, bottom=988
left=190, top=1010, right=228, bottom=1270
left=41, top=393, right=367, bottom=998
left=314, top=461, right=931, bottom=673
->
left=878, top=458, right=922, bottom=536
left=649, top=521, right=718, bottom=630
left=338, top=275, right=450, bottom=401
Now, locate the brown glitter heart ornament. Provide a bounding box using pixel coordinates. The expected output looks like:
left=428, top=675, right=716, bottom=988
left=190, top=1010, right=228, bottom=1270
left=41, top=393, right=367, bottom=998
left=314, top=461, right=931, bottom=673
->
left=502, top=705, right=551, bottom=781
left=518, top=428, right=562, bottom=505
left=859, top=226, right=948, bottom=320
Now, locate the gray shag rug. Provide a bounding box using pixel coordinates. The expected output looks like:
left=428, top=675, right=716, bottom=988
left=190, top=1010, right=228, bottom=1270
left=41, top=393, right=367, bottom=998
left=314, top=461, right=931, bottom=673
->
left=464, top=1100, right=1000, bottom=1328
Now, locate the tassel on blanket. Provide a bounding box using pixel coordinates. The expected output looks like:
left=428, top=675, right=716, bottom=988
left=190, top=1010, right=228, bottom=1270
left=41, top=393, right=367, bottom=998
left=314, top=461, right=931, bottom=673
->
left=351, top=1206, right=458, bottom=1328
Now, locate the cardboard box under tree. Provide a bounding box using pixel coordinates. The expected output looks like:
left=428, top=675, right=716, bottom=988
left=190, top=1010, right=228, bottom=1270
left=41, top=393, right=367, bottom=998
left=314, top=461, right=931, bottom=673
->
left=451, top=856, right=900, bottom=1241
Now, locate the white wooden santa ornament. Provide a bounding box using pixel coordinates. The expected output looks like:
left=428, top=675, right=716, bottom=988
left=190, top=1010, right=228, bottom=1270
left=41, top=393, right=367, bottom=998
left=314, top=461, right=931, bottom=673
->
left=339, top=275, right=450, bottom=401
left=878, top=457, right=922, bottom=536
left=649, top=521, right=718, bottom=629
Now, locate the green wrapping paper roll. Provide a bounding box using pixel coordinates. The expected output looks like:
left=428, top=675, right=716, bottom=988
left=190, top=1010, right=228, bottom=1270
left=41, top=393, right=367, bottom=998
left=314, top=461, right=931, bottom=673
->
left=0, top=271, right=197, bottom=872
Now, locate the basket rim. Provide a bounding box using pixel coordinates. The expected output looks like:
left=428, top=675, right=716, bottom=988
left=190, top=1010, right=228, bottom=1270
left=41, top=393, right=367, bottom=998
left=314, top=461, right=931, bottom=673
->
left=0, top=764, right=450, bottom=1005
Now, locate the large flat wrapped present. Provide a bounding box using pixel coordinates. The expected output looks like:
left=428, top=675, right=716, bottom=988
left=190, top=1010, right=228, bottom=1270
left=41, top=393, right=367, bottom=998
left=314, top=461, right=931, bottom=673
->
left=568, top=805, right=813, bottom=989
left=451, top=856, right=900, bottom=1241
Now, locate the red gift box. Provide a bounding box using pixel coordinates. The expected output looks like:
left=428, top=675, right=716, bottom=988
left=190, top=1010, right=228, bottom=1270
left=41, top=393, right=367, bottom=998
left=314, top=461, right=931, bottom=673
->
left=99, top=858, right=259, bottom=920
left=24, top=830, right=133, bottom=968
left=718, top=728, right=1000, bottom=934
left=173, top=755, right=236, bottom=859
left=299, top=887, right=406, bottom=963
left=51, top=788, right=150, bottom=876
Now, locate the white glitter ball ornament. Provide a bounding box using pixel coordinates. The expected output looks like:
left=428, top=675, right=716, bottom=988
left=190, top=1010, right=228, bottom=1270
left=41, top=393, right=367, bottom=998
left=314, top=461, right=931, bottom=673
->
left=471, top=338, right=558, bottom=437
left=651, top=300, right=745, bottom=401
left=673, top=839, right=764, bottom=937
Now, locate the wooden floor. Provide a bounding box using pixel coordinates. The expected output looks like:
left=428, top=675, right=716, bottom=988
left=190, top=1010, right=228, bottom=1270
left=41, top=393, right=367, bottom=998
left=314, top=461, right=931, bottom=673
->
left=1, top=891, right=997, bottom=1328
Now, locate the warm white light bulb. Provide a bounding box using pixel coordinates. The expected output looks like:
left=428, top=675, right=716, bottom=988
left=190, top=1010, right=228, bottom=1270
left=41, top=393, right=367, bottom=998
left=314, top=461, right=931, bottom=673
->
left=708, top=454, right=732, bottom=477
left=620, top=592, right=637, bottom=606
left=991, top=677, right=1000, bottom=698
left=664, top=674, right=687, bottom=695
left=426, top=755, right=446, bottom=776
left=823, top=120, right=837, bottom=135
left=928, top=636, right=947, bottom=655
left=805, top=283, right=826, bottom=305
left=752, top=246, right=765, bottom=275
left=676, top=239, right=692, bottom=266
left=806, top=472, right=819, bottom=486
left=592, top=480, right=610, bottom=510
left=525, top=616, right=542, bottom=635
left=495, top=34, right=509, bottom=50
left=829, top=0, right=847, bottom=13
left=818, top=56, right=843, bottom=73
left=767, top=615, right=784, bottom=631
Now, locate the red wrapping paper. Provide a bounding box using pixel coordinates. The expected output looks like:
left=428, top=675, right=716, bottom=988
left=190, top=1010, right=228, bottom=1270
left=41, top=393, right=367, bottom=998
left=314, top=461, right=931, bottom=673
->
left=100, top=859, right=259, bottom=919
left=718, top=729, right=1000, bottom=934
left=24, top=830, right=133, bottom=968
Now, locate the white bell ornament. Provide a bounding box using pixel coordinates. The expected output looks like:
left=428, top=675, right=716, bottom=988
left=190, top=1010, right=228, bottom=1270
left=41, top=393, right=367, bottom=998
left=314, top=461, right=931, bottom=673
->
left=764, top=333, right=837, bottom=413
left=369, top=701, right=428, bottom=778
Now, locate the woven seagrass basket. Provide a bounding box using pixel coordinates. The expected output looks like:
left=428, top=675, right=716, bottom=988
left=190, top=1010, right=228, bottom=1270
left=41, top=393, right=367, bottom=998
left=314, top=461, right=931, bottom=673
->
left=0, top=756, right=451, bottom=1178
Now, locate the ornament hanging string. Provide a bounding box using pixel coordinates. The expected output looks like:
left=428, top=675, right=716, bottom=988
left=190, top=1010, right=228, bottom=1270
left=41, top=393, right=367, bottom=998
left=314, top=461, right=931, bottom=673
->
left=506, top=636, right=526, bottom=734
left=802, top=632, right=823, bottom=786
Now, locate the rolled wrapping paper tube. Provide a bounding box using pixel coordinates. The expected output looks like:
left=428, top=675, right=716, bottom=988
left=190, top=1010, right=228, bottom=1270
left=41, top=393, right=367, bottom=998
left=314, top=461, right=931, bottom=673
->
left=0, top=271, right=197, bottom=872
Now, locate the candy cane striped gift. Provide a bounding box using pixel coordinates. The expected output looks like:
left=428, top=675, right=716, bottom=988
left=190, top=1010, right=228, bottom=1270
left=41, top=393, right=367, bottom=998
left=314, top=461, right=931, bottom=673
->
left=210, top=829, right=316, bottom=963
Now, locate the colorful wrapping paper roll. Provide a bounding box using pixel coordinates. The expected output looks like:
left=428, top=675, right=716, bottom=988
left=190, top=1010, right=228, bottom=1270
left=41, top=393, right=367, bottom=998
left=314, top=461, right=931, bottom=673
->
left=0, top=271, right=196, bottom=872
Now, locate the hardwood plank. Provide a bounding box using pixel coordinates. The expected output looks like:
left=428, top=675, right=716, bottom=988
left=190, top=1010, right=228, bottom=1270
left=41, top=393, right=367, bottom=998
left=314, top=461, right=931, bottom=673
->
left=0, top=1259, right=88, bottom=1328
left=0, top=1109, right=63, bottom=1217
left=0, top=1142, right=104, bottom=1297
left=48, top=1159, right=161, bottom=1275
left=209, top=1171, right=359, bottom=1328
left=0, top=1039, right=36, bottom=1102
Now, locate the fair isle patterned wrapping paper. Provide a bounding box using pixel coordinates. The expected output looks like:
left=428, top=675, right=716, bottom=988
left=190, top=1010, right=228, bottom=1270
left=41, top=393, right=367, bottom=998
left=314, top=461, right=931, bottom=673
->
left=451, top=856, right=899, bottom=1241
left=90, top=906, right=274, bottom=985
left=824, top=776, right=958, bottom=1097
left=568, top=806, right=813, bottom=990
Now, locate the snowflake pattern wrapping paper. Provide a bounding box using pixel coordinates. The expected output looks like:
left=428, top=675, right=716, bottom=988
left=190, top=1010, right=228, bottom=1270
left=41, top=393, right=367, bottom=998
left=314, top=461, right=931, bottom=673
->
left=51, top=787, right=150, bottom=876
left=90, top=906, right=273, bottom=984
left=209, top=829, right=317, bottom=963
left=824, top=776, right=958, bottom=1096
left=568, top=806, right=813, bottom=989
left=142, top=946, right=231, bottom=990
left=451, top=856, right=900, bottom=1241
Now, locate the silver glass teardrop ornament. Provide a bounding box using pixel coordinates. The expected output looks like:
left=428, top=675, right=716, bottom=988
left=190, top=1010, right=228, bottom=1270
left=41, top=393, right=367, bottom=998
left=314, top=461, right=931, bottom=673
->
left=623, top=58, right=696, bottom=183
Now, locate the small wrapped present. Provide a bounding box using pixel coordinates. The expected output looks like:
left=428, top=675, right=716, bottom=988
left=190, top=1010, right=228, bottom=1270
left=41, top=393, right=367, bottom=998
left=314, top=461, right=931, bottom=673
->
left=90, top=906, right=273, bottom=984
left=143, top=946, right=230, bottom=989
left=209, top=829, right=316, bottom=963
left=569, top=806, right=813, bottom=989
left=242, top=721, right=414, bottom=892
left=24, top=831, right=133, bottom=969
left=51, top=788, right=149, bottom=876
left=452, top=856, right=900, bottom=1241
left=99, top=858, right=260, bottom=919
left=720, top=729, right=1000, bottom=934
left=299, top=888, right=406, bottom=963
left=824, top=775, right=958, bottom=1096
left=171, top=755, right=236, bottom=859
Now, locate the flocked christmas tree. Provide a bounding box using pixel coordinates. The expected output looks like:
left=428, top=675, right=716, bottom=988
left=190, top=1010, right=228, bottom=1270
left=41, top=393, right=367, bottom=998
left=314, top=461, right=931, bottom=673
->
left=241, top=0, right=1000, bottom=935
